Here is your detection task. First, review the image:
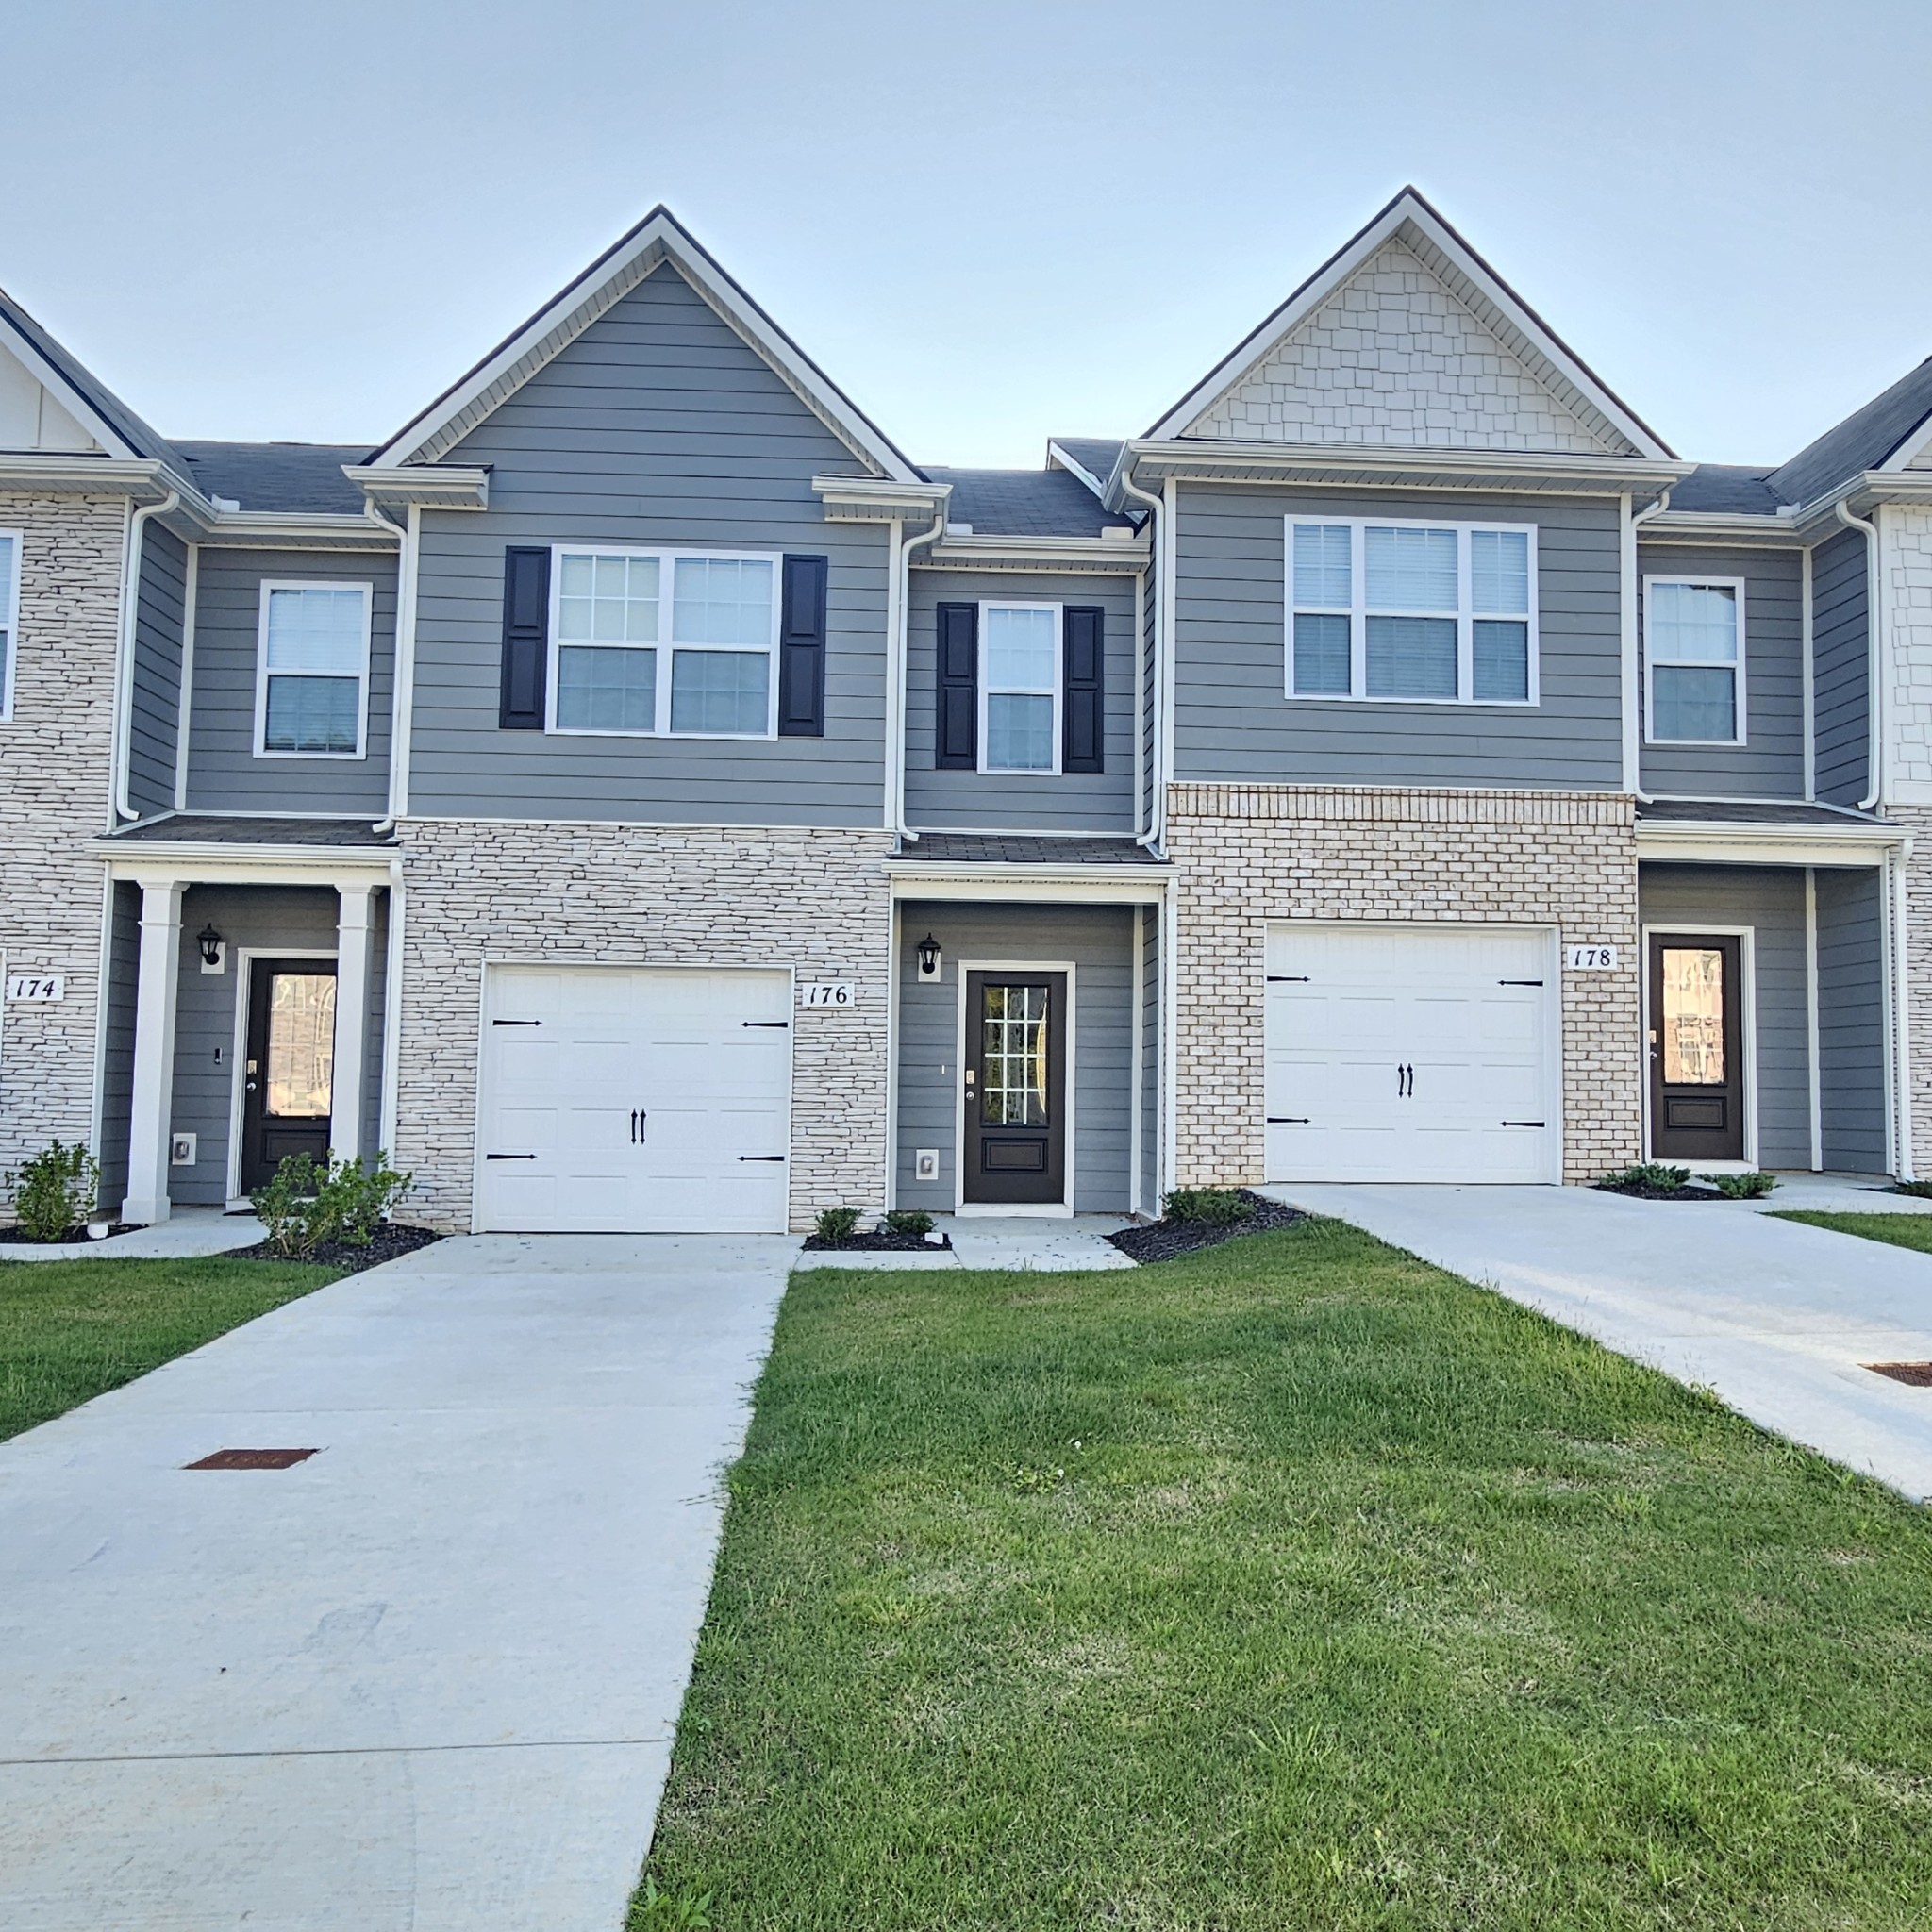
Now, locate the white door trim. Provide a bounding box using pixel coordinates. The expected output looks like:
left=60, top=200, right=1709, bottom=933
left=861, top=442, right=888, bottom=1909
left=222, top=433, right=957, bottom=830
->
left=225, top=946, right=339, bottom=1208
left=954, top=958, right=1077, bottom=1217
left=1640, top=923, right=1758, bottom=1171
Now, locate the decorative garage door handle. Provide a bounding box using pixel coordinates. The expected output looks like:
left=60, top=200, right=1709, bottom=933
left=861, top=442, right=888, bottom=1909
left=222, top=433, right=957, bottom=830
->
left=486, top=1153, right=536, bottom=1160
left=1498, top=979, right=1544, bottom=987
left=1268, top=1116, right=1309, bottom=1124
left=631, top=1109, right=649, bottom=1143
left=1266, top=974, right=1309, bottom=983
left=491, top=1018, right=541, bottom=1025
left=739, top=1155, right=787, bottom=1162
left=1500, top=1121, right=1546, bottom=1128
left=741, top=1020, right=790, bottom=1028
left=1395, top=1063, right=1414, bottom=1097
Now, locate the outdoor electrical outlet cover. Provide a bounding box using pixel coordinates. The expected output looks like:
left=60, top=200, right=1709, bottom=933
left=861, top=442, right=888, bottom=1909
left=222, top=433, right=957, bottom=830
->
left=914, top=1149, right=940, bottom=1181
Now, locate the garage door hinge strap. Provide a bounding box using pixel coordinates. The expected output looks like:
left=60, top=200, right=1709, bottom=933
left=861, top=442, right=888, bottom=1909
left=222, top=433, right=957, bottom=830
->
left=1500, top=1121, right=1546, bottom=1128
left=742, top=1021, right=790, bottom=1028
left=486, top=1153, right=537, bottom=1159
left=492, top=1019, right=541, bottom=1025
left=1498, top=979, right=1544, bottom=987
left=1268, top=1116, right=1309, bottom=1124
left=1266, top=975, right=1309, bottom=982
left=739, top=1154, right=786, bottom=1161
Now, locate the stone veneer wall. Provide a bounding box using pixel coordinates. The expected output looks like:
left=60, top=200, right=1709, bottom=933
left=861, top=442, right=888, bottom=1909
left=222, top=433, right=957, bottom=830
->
left=1163, top=784, right=1641, bottom=1186
left=391, top=819, right=894, bottom=1231
left=0, top=494, right=125, bottom=1181
left=1889, top=804, right=1931, bottom=1170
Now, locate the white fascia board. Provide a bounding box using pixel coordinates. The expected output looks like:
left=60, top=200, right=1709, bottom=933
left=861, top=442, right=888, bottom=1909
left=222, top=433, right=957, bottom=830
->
left=368, top=209, right=923, bottom=484
left=1635, top=823, right=1903, bottom=866
left=96, top=842, right=397, bottom=886
left=1877, top=409, right=1932, bottom=473
left=886, top=864, right=1168, bottom=905
left=1636, top=510, right=1804, bottom=548
left=812, top=475, right=948, bottom=522
left=348, top=464, right=490, bottom=511
left=1791, top=471, right=1932, bottom=538
left=0, top=455, right=178, bottom=499
left=192, top=510, right=401, bottom=551
left=1124, top=439, right=1689, bottom=497
left=0, top=316, right=141, bottom=458
left=1141, top=190, right=1676, bottom=461
left=919, top=533, right=1150, bottom=572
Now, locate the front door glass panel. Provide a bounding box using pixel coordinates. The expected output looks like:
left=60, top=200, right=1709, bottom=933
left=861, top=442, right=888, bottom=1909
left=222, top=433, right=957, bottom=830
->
left=266, top=974, right=336, bottom=1118
left=981, top=983, right=1050, bottom=1126
left=1659, top=947, right=1724, bottom=1085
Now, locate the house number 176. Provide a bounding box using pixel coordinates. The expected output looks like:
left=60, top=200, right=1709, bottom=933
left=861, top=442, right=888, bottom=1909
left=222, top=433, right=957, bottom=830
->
left=800, top=981, right=854, bottom=1008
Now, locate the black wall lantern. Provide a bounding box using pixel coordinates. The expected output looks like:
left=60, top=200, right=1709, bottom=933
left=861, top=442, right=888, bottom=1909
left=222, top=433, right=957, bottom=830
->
left=915, top=933, right=941, bottom=979
left=197, top=924, right=225, bottom=968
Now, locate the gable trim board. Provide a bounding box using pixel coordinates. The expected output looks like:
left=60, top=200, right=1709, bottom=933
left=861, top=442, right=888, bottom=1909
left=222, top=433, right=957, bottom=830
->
left=1144, top=190, right=1674, bottom=461
left=367, top=208, right=922, bottom=484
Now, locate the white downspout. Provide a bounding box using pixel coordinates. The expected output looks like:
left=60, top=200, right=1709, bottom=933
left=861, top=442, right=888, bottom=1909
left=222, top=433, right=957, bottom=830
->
left=892, top=507, right=945, bottom=844
left=1117, top=465, right=1166, bottom=847
left=366, top=500, right=417, bottom=832
left=111, top=489, right=180, bottom=823
left=1622, top=487, right=1672, bottom=802
left=1835, top=499, right=1884, bottom=811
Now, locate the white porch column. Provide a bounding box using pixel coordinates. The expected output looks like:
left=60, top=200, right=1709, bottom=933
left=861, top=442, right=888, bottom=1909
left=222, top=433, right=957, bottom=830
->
left=123, top=878, right=183, bottom=1225
left=331, top=883, right=375, bottom=1164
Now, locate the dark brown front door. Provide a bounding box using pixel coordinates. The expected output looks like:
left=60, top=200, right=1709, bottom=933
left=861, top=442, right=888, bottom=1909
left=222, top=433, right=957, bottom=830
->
left=1649, top=934, right=1744, bottom=1162
left=241, top=959, right=338, bottom=1191
left=963, top=972, right=1067, bottom=1205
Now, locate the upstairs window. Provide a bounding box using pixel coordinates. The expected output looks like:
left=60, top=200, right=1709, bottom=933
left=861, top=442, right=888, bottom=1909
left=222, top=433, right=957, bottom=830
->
left=551, top=547, right=777, bottom=737
left=1645, top=577, right=1743, bottom=744
left=1286, top=516, right=1537, bottom=705
left=256, top=582, right=371, bottom=758
left=981, top=603, right=1059, bottom=773
left=0, top=529, right=17, bottom=720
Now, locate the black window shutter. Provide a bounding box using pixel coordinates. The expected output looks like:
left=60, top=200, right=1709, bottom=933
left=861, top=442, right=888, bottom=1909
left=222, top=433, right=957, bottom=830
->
left=499, top=547, right=550, bottom=729
left=1062, top=606, right=1105, bottom=774
left=778, top=554, right=828, bottom=737
left=935, top=603, right=977, bottom=769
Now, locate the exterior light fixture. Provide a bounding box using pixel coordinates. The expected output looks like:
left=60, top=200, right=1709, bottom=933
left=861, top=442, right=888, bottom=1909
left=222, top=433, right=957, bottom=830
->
left=197, top=924, right=225, bottom=968
left=915, top=933, right=941, bottom=980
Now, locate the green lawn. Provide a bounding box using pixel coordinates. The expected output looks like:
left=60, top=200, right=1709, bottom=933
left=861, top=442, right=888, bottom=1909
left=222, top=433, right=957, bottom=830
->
left=638, top=1220, right=1932, bottom=1931
left=0, top=1255, right=341, bottom=1441
left=1771, top=1210, right=1932, bottom=1256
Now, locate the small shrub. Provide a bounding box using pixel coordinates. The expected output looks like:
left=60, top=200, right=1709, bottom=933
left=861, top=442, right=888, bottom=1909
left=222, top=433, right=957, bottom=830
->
left=1163, top=1187, right=1256, bottom=1226
left=1894, top=1178, right=1932, bottom=1199
left=1701, top=1170, right=1777, bottom=1199
left=1598, top=1162, right=1691, bottom=1193
left=882, top=1208, right=934, bottom=1237
left=5, top=1140, right=101, bottom=1241
left=813, top=1206, right=861, bottom=1241
left=251, top=1151, right=414, bottom=1259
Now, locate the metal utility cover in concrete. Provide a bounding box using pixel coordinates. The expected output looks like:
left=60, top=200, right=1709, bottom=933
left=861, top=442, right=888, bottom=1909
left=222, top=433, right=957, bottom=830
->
left=0, top=1231, right=794, bottom=1931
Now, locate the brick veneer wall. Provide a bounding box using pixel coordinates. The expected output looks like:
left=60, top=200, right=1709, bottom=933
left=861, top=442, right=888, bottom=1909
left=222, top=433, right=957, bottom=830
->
left=391, top=819, right=894, bottom=1231
left=0, top=494, right=125, bottom=1180
left=1163, top=784, right=1641, bottom=1186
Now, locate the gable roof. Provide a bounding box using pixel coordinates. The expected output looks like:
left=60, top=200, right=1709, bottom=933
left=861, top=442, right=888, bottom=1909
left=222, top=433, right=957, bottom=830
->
left=173, top=441, right=376, bottom=514
left=1143, top=187, right=1674, bottom=460
left=0, top=282, right=181, bottom=463
left=921, top=465, right=1135, bottom=538
left=366, top=207, right=921, bottom=482
left=1767, top=356, right=1932, bottom=508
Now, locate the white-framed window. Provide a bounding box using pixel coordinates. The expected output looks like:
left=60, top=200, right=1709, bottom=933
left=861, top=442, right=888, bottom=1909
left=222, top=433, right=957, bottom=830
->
left=1284, top=515, right=1539, bottom=706
left=0, top=528, right=19, bottom=722
left=549, top=545, right=781, bottom=739
left=1644, top=575, right=1745, bottom=745
left=254, top=581, right=373, bottom=758
left=979, top=600, right=1061, bottom=774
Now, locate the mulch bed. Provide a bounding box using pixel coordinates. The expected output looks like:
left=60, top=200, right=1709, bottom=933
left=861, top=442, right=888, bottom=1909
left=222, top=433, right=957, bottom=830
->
left=0, top=1223, right=138, bottom=1246
left=1592, top=1181, right=1724, bottom=1202
left=225, top=1223, right=444, bottom=1273
left=802, top=1228, right=954, bottom=1252
left=1108, top=1191, right=1306, bottom=1264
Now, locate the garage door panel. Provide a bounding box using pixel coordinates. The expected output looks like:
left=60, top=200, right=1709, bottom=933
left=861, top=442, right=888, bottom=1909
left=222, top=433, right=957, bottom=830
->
left=1265, top=925, right=1556, bottom=1186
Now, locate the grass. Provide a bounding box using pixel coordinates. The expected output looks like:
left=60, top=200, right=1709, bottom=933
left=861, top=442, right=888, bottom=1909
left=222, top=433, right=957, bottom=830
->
left=0, top=1254, right=341, bottom=1441
left=1770, top=1210, right=1932, bottom=1257
left=638, top=1220, right=1932, bottom=1931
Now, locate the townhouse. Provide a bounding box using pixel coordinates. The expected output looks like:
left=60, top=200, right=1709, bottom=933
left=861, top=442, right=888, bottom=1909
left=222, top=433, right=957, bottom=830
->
left=0, top=188, right=1925, bottom=1233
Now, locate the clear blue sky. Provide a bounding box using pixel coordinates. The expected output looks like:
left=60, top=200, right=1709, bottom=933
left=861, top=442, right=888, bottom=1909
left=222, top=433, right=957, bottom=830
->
left=4, top=0, right=1926, bottom=469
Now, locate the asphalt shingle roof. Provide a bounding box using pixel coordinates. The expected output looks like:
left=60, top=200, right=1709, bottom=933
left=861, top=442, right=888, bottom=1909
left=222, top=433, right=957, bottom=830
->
left=115, top=814, right=396, bottom=847
left=172, top=441, right=376, bottom=515
left=1768, top=357, right=1932, bottom=508
left=1047, top=438, right=1126, bottom=489
left=894, top=833, right=1161, bottom=865
left=920, top=466, right=1136, bottom=538
left=1665, top=464, right=1783, bottom=516
left=1637, top=799, right=1892, bottom=828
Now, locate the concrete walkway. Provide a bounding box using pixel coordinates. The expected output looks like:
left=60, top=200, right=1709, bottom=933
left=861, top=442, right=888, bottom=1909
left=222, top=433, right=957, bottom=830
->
left=1266, top=1183, right=1932, bottom=1501
left=0, top=1232, right=795, bottom=1931
left=0, top=1206, right=266, bottom=1262
left=795, top=1213, right=1136, bottom=1272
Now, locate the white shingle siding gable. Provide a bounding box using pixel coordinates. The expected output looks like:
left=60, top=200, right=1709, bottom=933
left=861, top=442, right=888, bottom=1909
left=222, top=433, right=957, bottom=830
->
left=1885, top=506, right=1932, bottom=796
left=1190, top=239, right=1616, bottom=454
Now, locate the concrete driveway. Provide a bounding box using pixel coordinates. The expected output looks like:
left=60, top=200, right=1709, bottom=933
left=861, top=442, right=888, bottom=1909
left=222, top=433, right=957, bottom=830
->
left=0, top=1233, right=795, bottom=1932
left=1269, top=1184, right=1932, bottom=1500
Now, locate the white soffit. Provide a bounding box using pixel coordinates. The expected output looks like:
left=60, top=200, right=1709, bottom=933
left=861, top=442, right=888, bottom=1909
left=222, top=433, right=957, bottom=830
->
left=1144, top=188, right=1674, bottom=462
left=367, top=207, right=922, bottom=483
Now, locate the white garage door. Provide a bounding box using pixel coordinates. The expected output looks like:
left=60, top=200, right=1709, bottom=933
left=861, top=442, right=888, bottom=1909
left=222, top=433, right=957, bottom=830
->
left=476, top=966, right=791, bottom=1233
left=1265, top=925, right=1557, bottom=1184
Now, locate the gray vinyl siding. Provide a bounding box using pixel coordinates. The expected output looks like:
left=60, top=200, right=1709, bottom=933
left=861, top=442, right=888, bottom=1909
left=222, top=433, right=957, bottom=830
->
left=894, top=903, right=1135, bottom=1212
left=164, top=885, right=387, bottom=1206
left=1810, top=527, right=1870, bottom=807
left=97, top=880, right=141, bottom=1208
left=1639, top=865, right=1809, bottom=1167
left=1638, top=545, right=1804, bottom=799
left=1170, top=485, right=1624, bottom=789
left=1813, top=866, right=1888, bottom=1172
left=905, top=568, right=1139, bottom=833
left=408, top=263, right=889, bottom=826
left=128, top=527, right=187, bottom=816
left=183, top=547, right=397, bottom=817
